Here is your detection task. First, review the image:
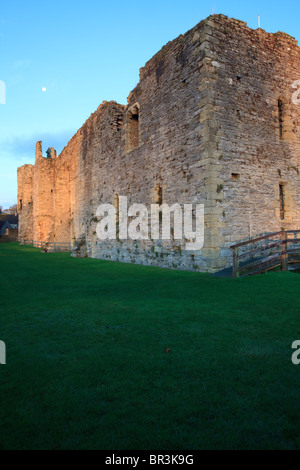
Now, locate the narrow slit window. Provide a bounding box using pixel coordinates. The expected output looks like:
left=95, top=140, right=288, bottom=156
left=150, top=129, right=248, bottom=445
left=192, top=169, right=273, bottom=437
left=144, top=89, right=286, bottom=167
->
left=278, top=99, right=284, bottom=140
left=154, top=184, right=163, bottom=226
left=279, top=184, right=285, bottom=220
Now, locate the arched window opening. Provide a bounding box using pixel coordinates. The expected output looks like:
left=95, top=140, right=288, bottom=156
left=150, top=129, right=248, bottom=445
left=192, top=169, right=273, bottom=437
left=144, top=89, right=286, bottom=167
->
left=126, top=104, right=140, bottom=151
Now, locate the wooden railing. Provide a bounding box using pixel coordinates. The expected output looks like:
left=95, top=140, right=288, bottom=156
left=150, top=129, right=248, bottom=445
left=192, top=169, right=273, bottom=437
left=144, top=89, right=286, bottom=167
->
left=230, top=230, right=300, bottom=277
left=19, top=240, right=73, bottom=252
left=0, top=236, right=16, bottom=243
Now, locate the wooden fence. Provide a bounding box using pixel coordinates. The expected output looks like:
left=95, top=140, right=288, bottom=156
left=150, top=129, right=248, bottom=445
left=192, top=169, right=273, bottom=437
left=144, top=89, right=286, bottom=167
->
left=230, top=230, right=300, bottom=277
left=0, top=236, right=15, bottom=243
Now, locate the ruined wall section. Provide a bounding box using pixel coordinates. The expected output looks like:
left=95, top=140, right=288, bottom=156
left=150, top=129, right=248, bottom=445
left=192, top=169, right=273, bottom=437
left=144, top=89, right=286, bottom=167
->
left=82, top=23, right=210, bottom=270
left=17, top=15, right=300, bottom=273
left=124, top=23, right=204, bottom=208
left=52, top=132, right=81, bottom=244
left=32, top=141, right=56, bottom=243
left=50, top=101, right=125, bottom=247
left=76, top=102, right=125, bottom=242
left=17, top=164, right=34, bottom=241
left=203, top=15, right=300, bottom=261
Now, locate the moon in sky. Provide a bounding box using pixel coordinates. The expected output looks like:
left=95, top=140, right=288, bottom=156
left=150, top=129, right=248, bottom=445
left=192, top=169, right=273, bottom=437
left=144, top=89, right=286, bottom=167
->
left=42, top=87, right=47, bottom=92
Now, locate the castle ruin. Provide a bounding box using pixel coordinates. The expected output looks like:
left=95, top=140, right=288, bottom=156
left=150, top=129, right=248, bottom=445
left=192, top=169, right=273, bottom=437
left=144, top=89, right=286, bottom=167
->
left=17, top=14, right=300, bottom=272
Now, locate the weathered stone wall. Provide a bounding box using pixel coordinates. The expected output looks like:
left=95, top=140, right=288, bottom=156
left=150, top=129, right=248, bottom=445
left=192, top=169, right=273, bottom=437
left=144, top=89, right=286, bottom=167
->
left=79, top=27, right=208, bottom=270
left=17, top=14, right=300, bottom=272
left=200, top=15, right=300, bottom=267
left=17, top=164, right=33, bottom=241
left=32, top=142, right=56, bottom=243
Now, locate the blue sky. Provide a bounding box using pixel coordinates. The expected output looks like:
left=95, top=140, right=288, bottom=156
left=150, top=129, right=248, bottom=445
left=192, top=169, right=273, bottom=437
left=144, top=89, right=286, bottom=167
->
left=0, top=0, right=299, bottom=208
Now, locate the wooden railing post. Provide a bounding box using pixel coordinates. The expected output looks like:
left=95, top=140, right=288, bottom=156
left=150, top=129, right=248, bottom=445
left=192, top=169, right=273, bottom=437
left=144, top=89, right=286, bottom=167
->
left=232, top=247, right=240, bottom=278
left=281, top=231, right=287, bottom=271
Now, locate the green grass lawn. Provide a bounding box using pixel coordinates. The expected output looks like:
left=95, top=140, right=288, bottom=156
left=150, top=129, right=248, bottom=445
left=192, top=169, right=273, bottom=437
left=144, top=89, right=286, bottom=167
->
left=0, top=242, right=299, bottom=450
